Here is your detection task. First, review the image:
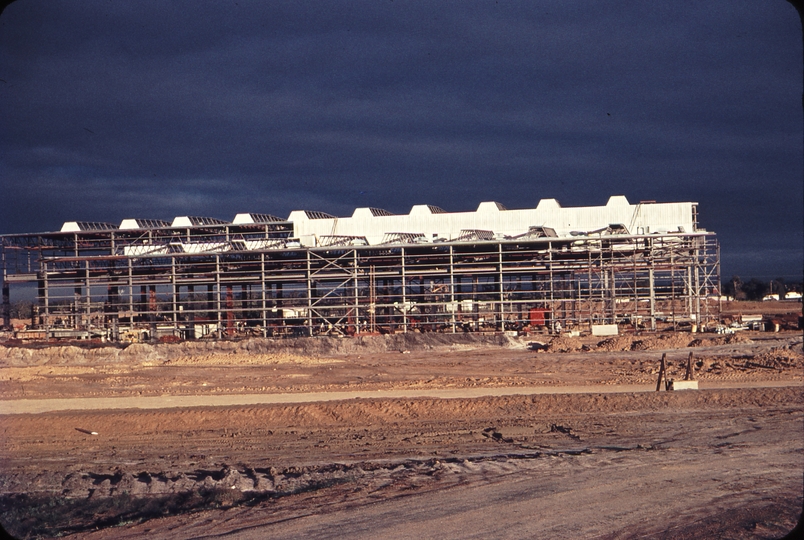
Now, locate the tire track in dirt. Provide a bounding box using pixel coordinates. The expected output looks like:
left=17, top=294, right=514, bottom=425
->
left=2, top=387, right=801, bottom=539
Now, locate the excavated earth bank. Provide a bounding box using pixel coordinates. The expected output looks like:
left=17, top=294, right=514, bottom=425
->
left=0, top=330, right=802, bottom=538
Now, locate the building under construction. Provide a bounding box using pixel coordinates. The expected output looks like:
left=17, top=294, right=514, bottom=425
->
left=1, top=196, right=720, bottom=340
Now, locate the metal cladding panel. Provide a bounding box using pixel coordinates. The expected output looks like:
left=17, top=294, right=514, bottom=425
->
left=635, top=203, right=696, bottom=233
left=291, top=198, right=699, bottom=246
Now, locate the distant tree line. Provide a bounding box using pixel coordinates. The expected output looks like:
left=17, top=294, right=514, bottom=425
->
left=722, top=276, right=802, bottom=301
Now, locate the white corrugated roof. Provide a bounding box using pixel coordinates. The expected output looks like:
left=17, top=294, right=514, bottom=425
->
left=289, top=196, right=700, bottom=246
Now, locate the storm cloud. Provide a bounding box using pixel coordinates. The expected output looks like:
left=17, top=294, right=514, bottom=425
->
left=1, top=1, right=801, bottom=279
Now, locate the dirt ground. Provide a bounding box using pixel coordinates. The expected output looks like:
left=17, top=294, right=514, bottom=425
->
left=0, top=332, right=800, bottom=401
left=0, top=327, right=802, bottom=539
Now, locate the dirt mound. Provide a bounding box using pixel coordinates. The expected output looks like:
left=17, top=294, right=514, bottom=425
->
left=628, top=339, right=651, bottom=351
left=593, top=333, right=694, bottom=352
left=689, top=333, right=754, bottom=348
left=163, top=353, right=342, bottom=366
left=724, top=333, right=753, bottom=345
left=0, top=333, right=527, bottom=367
left=545, top=336, right=583, bottom=352
left=284, top=332, right=523, bottom=355
left=631, top=332, right=690, bottom=351
left=595, top=333, right=762, bottom=353
left=750, top=348, right=804, bottom=369
left=595, top=336, right=635, bottom=352
left=694, top=343, right=803, bottom=375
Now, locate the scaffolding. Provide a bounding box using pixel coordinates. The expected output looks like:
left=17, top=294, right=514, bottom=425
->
left=1, top=220, right=720, bottom=340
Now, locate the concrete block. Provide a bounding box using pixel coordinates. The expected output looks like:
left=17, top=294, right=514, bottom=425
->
left=669, top=380, right=698, bottom=391
left=591, top=324, right=618, bottom=336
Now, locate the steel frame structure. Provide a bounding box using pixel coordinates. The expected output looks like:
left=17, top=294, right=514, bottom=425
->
left=2, top=223, right=720, bottom=339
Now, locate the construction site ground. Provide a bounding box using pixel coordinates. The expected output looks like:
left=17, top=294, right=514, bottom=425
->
left=0, top=317, right=802, bottom=537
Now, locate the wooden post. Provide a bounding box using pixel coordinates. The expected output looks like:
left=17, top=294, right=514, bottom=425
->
left=684, top=351, right=695, bottom=381
left=656, top=353, right=667, bottom=391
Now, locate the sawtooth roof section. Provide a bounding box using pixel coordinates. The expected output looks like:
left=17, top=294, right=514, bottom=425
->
left=351, top=207, right=395, bottom=218
left=477, top=201, right=507, bottom=212
left=456, top=229, right=495, bottom=242
left=232, top=213, right=284, bottom=224
left=369, top=207, right=394, bottom=217
left=535, top=198, right=561, bottom=211
left=283, top=196, right=701, bottom=248
left=60, top=221, right=119, bottom=232
left=409, top=204, right=446, bottom=216
left=171, top=216, right=229, bottom=227
left=302, top=210, right=336, bottom=220
left=606, top=195, right=630, bottom=207
left=119, top=218, right=171, bottom=230
left=381, top=232, right=427, bottom=244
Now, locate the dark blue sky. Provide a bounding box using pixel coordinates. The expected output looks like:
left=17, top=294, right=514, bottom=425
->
left=1, top=1, right=801, bottom=280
